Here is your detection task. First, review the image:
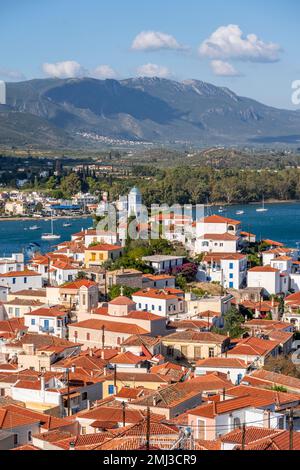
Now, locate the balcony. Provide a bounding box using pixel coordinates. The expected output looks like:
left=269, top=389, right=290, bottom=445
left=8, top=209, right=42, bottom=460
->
left=39, top=326, right=55, bottom=334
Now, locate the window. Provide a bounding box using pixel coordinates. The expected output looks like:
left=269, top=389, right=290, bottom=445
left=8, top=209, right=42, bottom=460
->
left=209, top=348, right=215, bottom=358
left=108, top=384, right=114, bottom=395
left=158, top=306, right=162, bottom=312
left=14, top=434, right=19, bottom=446
left=194, top=347, right=202, bottom=359
left=28, top=431, right=32, bottom=442
left=12, top=278, right=16, bottom=284
left=152, top=305, right=155, bottom=311
left=86, top=333, right=90, bottom=341
left=15, top=308, right=20, bottom=317
left=81, top=392, right=88, bottom=401
left=229, top=273, right=234, bottom=279
left=0, top=388, right=5, bottom=397
left=82, top=427, right=87, bottom=435
left=24, top=277, right=27, bottom=284
left=233, top=417, right=241, bottom=429
left=181, top=346, right=188, bottom=357
left=229, top=282, right=234, bottom=289
left=74, top=331, right=78, bottom=339
left=138, top=303, right=142, bottom=309
left=197, top=419, right=205, bottom=440
left=8, top=307, right=13, bottom=315
left=31, top=318, right=35, bottom=326
left=229, top=263, right=234, bottom=270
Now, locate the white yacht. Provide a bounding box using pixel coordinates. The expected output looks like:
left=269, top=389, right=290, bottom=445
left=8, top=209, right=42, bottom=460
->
left=41, top=217, right=61, bottom=240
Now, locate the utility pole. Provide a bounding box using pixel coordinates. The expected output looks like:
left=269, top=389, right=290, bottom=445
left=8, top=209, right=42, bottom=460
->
left=66, top=368, right=71, bottom=417
left=146, top=406, right=150, bottom=450
left=102, top=325, right=105, bottom=349
left=122, top=401, right=126, bottom=427
left=289, top=408, right=294, bottom=451
left=114, top=364, right=117, bottom=393
left=241, top=423, right=246, bottom=450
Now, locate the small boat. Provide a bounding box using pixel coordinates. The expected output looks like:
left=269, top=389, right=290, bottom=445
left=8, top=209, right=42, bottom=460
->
left=41, top=216, right=61, bottom=240
left=63, top=222, right=72, bottom=227
left=236, top=210, right=244, bottom=215
left=29, top=225, right=40, bottom=231
left=256, top=197, right=268, bottom=213
left=218, top=207, right=224, bottom=213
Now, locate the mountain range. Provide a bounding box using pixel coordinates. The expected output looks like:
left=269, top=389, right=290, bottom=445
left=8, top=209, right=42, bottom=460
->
left=1, top=77, right=300, bottom=148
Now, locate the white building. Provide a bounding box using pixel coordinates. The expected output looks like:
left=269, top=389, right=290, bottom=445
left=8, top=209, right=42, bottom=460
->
left=142, top=255, right=185, bottom=274
left=24, top=307, right=69, bottom=338
left=198, top=253, right=247, bottom=290
left=127, top=187, right=142, bottom=217
left=247, top=266, right=281, bottom=296
left=0, top=270, right=42, bottom=293
left=195, top=358, right=250, bottom=385
left=0, top=253, right=24, bottom=274
left=195, top=215, right=241, bottom=254
left=132, top=288, right=185, bottom=318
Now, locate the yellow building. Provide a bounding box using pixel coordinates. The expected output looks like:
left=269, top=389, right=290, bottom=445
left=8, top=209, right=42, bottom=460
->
left=102, top=371, right=169, bottom=398
left=84, top=244, right=123, bottom=268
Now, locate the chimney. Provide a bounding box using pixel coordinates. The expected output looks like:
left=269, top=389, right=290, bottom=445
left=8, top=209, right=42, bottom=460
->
left=71, top=364, right=76, bottom=373
left=89, top=349, right=93, bottom=357
left=101, top=350, right=105, bottom=360
left=40, top=375, right=45, bottom=392
left=87, top=400, right=91, bottom=410
left=227, top=371, right=231, bottom=382
left=153, top=396, right=157, bottom=406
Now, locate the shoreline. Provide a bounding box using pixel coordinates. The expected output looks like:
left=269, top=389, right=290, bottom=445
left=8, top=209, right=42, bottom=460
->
left=0, top=214, right=93, bottom=222
left=207, top=199, right=299, bottom=207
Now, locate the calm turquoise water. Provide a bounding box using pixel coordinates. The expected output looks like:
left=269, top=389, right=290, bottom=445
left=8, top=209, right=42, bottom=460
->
left=0, top=217, right=93, bottom=258
left=213, top=202, right=300, bottom=248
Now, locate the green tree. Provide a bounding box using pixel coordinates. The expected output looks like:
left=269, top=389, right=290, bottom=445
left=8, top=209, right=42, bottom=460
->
left=60, top=173, right=82, bottom=198
left=108, top=284, right=140, bottom=300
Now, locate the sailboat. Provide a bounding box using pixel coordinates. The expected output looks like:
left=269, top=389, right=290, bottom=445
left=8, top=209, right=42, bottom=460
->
left=41, top=217, right=61, bottom=240
left=256, top=197, right=268, bottom=213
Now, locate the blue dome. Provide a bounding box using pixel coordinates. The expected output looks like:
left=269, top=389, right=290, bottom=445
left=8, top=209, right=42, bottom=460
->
left=130, top=187, right=141, bottom=195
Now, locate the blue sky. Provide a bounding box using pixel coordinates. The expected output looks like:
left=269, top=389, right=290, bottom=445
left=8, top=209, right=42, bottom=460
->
left=1, top=0, right=300, bottom=108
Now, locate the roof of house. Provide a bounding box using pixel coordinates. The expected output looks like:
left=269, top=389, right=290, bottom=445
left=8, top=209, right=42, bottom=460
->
left=162, top=330, right=228, bottom=344
left=248, top=265, right=279, bottom=273
left=238, top=430, right=300, bottom=450
left=0, top=269, right=41, bottom=278
left=24, top=306, right=68, bottom=318
left=109, top=296, right=135, bottom=306
left=220, top=426, right=281, bottom=445
left=60, top=279, right=97, bottom=289
left=226, top=384, right=300, bottom=406
left=69, top=319, right=149, bottom=335
left=195, top=357, right=248, bottom=369
left=200, top=215, right=241, bottom=225
left=132, top=288, right=183, bottom=300
left=203, top=253, right=246, bottom=262
left=200, top=233, right=239, bottom=241
left=243, top=369, right=300, bottom=392
left=109, top=351, right=147, bottom=365
left=86, top=244, right=122, bottom=252
left=228, top=336, right=279, bottom=357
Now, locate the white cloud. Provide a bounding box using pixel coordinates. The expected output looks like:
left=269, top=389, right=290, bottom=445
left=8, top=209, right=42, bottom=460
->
left=199, top=24, right=281, bottom=63
left=210, top=60, right=240, bottom=77
left=132, top=31, right=185, bottom=51
left=42, top=61, right=118, bottom=80
left=91, top=65, right=117, bottom=79
left=42, top=60, right=87, bottom=78
left=0, top=68, right=25, bottom=81
left=136, top=63, right=171, bottom=78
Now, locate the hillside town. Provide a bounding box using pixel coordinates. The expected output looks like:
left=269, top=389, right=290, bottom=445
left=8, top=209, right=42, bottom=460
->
left=0, top=186, right=300, bottom=451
